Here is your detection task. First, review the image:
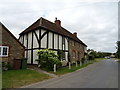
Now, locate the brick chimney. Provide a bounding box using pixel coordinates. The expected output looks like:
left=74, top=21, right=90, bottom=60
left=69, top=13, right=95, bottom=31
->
left=54, top=17, right=61, bottom=27
left=73, top=32, right=77, bottom=37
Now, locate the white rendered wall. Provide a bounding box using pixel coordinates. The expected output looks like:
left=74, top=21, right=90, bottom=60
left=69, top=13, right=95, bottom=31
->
left=28, top=32, right=32, bottom=49
left=41, top=29, right=47, bottom=48
left=33, top=32, right=39, bottom=48
left=24, top=34, right=27, bottom=48
left=65, top=38, right=68, bottom=50
left=65, top=52, right=68, bottom=61
left=48, top=32, right=53, bottom=49
left=59, top=35, right=62, bottom=50
left=54, top=34, right=58, bottom=49
left=33, top=50, right=38, bottom=64
left=27, top=50, right=31, bottom=64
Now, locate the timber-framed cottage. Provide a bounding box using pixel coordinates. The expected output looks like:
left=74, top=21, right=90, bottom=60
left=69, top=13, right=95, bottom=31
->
left=19, top=17, right=87, bottom=65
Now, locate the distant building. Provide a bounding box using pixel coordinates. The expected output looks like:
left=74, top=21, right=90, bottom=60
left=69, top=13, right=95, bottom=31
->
left=0, top=23, right=25, bottom=68
left=19, top=17, right=87, bottom=65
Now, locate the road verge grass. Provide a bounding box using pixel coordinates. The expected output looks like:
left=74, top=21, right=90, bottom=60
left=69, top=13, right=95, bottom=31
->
left=2, top=69, right=51, bottom=88
left=48, top=58, right=105, bottom=76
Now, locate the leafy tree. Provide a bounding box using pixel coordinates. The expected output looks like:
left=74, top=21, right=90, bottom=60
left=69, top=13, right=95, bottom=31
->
left=116, top=41, right=120, bottom=58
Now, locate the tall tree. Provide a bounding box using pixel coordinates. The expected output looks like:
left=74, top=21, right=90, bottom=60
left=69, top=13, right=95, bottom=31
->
left=116, top=41, right=120, bottom=58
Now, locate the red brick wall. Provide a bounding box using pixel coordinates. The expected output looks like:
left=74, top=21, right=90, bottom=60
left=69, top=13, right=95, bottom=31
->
left=68, top=39, right=85, bottom=63
left=0, top=25, right=25, bottom=67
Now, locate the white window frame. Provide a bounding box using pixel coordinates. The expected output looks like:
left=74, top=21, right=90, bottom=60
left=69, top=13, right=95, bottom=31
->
left=0, top=46, right=9, bottom=57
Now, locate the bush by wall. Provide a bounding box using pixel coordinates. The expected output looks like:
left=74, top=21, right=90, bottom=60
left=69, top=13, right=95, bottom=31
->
left=36, top=49, right=62, bottom=71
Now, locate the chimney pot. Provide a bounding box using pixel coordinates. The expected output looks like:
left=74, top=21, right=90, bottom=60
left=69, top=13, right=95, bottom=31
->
left=54, top=17, right=61, bottom=27
left=73, top=32, right=77, bottom=37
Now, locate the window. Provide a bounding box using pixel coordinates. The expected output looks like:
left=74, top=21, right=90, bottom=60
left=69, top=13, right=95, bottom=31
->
left=0, top=46, right=9, bottom=57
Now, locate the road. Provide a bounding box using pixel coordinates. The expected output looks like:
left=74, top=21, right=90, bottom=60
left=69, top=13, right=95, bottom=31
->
left=22, top=59, right=118, bottom=88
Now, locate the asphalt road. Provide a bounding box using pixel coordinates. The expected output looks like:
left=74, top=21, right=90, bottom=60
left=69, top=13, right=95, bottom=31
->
left=22, top=59, right=118, bottom=88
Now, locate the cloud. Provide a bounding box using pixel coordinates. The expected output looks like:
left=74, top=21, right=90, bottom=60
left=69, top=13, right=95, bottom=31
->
left=0, top=0, right=118, bottom=53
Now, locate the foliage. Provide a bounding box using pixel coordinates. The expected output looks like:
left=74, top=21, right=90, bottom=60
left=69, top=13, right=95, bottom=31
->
left=2, top=62, right=12, bottom=71
left=36, top=49, right=62, bottom=70
left=116, top=41, right=120, bottom=58
left=57, top=50, right=64, bottom=60
left=81, top=57, right=85, bottom=63
left=87, top=49, right=112, bottom=59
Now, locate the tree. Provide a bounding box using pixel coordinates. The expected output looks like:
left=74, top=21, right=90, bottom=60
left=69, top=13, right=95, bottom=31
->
left=116, top=41, right=120, bottom=58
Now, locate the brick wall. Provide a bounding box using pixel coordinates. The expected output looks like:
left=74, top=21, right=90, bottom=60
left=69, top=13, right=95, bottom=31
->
left=68, top=39, right=85, bottom=63
left=0, top=25, right=25, bottom=67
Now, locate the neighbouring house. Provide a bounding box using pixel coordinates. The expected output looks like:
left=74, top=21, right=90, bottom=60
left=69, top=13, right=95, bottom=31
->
left=19, top=17, right=87, bottom=65
left=0, top=22, right=25, bottom=68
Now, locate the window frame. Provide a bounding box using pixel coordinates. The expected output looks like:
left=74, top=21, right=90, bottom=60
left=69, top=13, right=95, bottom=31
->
left=0, top=46, right=9, bottom=57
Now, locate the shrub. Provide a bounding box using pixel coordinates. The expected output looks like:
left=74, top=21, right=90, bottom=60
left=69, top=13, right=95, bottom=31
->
left=2, top=62, right=12, bottom=71
left=36, top=49, right=62, bottom=71
left=81, top=57, right=85, bottom=63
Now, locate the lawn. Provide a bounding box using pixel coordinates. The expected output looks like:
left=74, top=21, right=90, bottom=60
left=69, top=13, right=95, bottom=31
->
left=2, top=69, right=51, bottom=88
left=50, top=58, right=105, bottom=76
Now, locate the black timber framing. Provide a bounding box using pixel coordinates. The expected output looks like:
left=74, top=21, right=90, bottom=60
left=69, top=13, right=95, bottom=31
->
left=31, top=31, right=34, bottom=64
left=52, top=32, right=54, bottom=49
left=25, top=48, right=69, bottom=52
left=39, top=28, right=41, bottom=49
left=62, top=36, right=63, bottom=50
left=38, top=28, right=41, bottom=64
left=58, top=34, right=59, bottom=49
left=20, top=26, right=86, bottom=47
left=64, top=37, right=66, bottom=50
left=23, top=35, right=24, bottom=45
left=33, top=30, right=39, bottom=44
left=47, top=32, right=49, bottom=48
left=26, top=33, right=28, bottom=58
left=41, top=31, right=48, bottom=39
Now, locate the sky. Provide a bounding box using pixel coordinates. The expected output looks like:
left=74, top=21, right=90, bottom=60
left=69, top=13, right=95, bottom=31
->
left=0, top=0, right=119, bottom=53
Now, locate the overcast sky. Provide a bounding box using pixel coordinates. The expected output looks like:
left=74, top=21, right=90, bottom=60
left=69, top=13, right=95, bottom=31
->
left=0, top=0, right=119, bottom=53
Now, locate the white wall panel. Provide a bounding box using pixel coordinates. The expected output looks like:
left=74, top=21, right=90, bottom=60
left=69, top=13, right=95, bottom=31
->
left=65, top=38, right=68, bottom=50
left=41, top=29, right=47, bottom=48
left=41, top=34, right=47, bottom=48
left=54, top=34, right=58, bottom=49
left=28, top=32, right=32, bottom=49
left=33, top=33, right=39, bottom=48
left=33, top=50, right=38, bottom=64
left=59, top=35, right=62, bottom=50
left=24, top=34, right=27, bottom=48
left=19, top=36, right=23, bottom=44
left=35, top=29, right=39, bottom=38
left=65, top=52, right=68, bottom=61
left=41, top=29, right=46, bottom=35
left=27, top=50, right=31, bottom=64
left=48, top=32, right=52, bottom=49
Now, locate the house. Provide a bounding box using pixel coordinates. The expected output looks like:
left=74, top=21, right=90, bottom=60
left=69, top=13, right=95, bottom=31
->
left=0, top=22, right=25, bottom=68
left=19, top=17, right=87, bottom=65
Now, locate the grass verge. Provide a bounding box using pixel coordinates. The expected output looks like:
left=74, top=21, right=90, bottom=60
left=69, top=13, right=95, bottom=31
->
left=2, top=69, right=51, bottom=88
left=48, top=58, right=105, bottom=76
left=114, top=58, right=120, bottom=62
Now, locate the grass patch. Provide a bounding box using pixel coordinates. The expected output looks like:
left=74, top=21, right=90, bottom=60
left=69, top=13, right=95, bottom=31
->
left=113, top=58, right=120, bottom=62
left=49, top=58, right=105, bottom=76
left=2, top=69, right=51, bottom=88
left=94, top=58, right=105, bottom=62
left=53, top=64, right=89, bottom=75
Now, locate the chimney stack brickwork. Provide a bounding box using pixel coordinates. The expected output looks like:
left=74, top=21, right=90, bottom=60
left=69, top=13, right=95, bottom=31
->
left=73, top=32, right=77, bottom=37
left=54, top=18, right=61, bottom=27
